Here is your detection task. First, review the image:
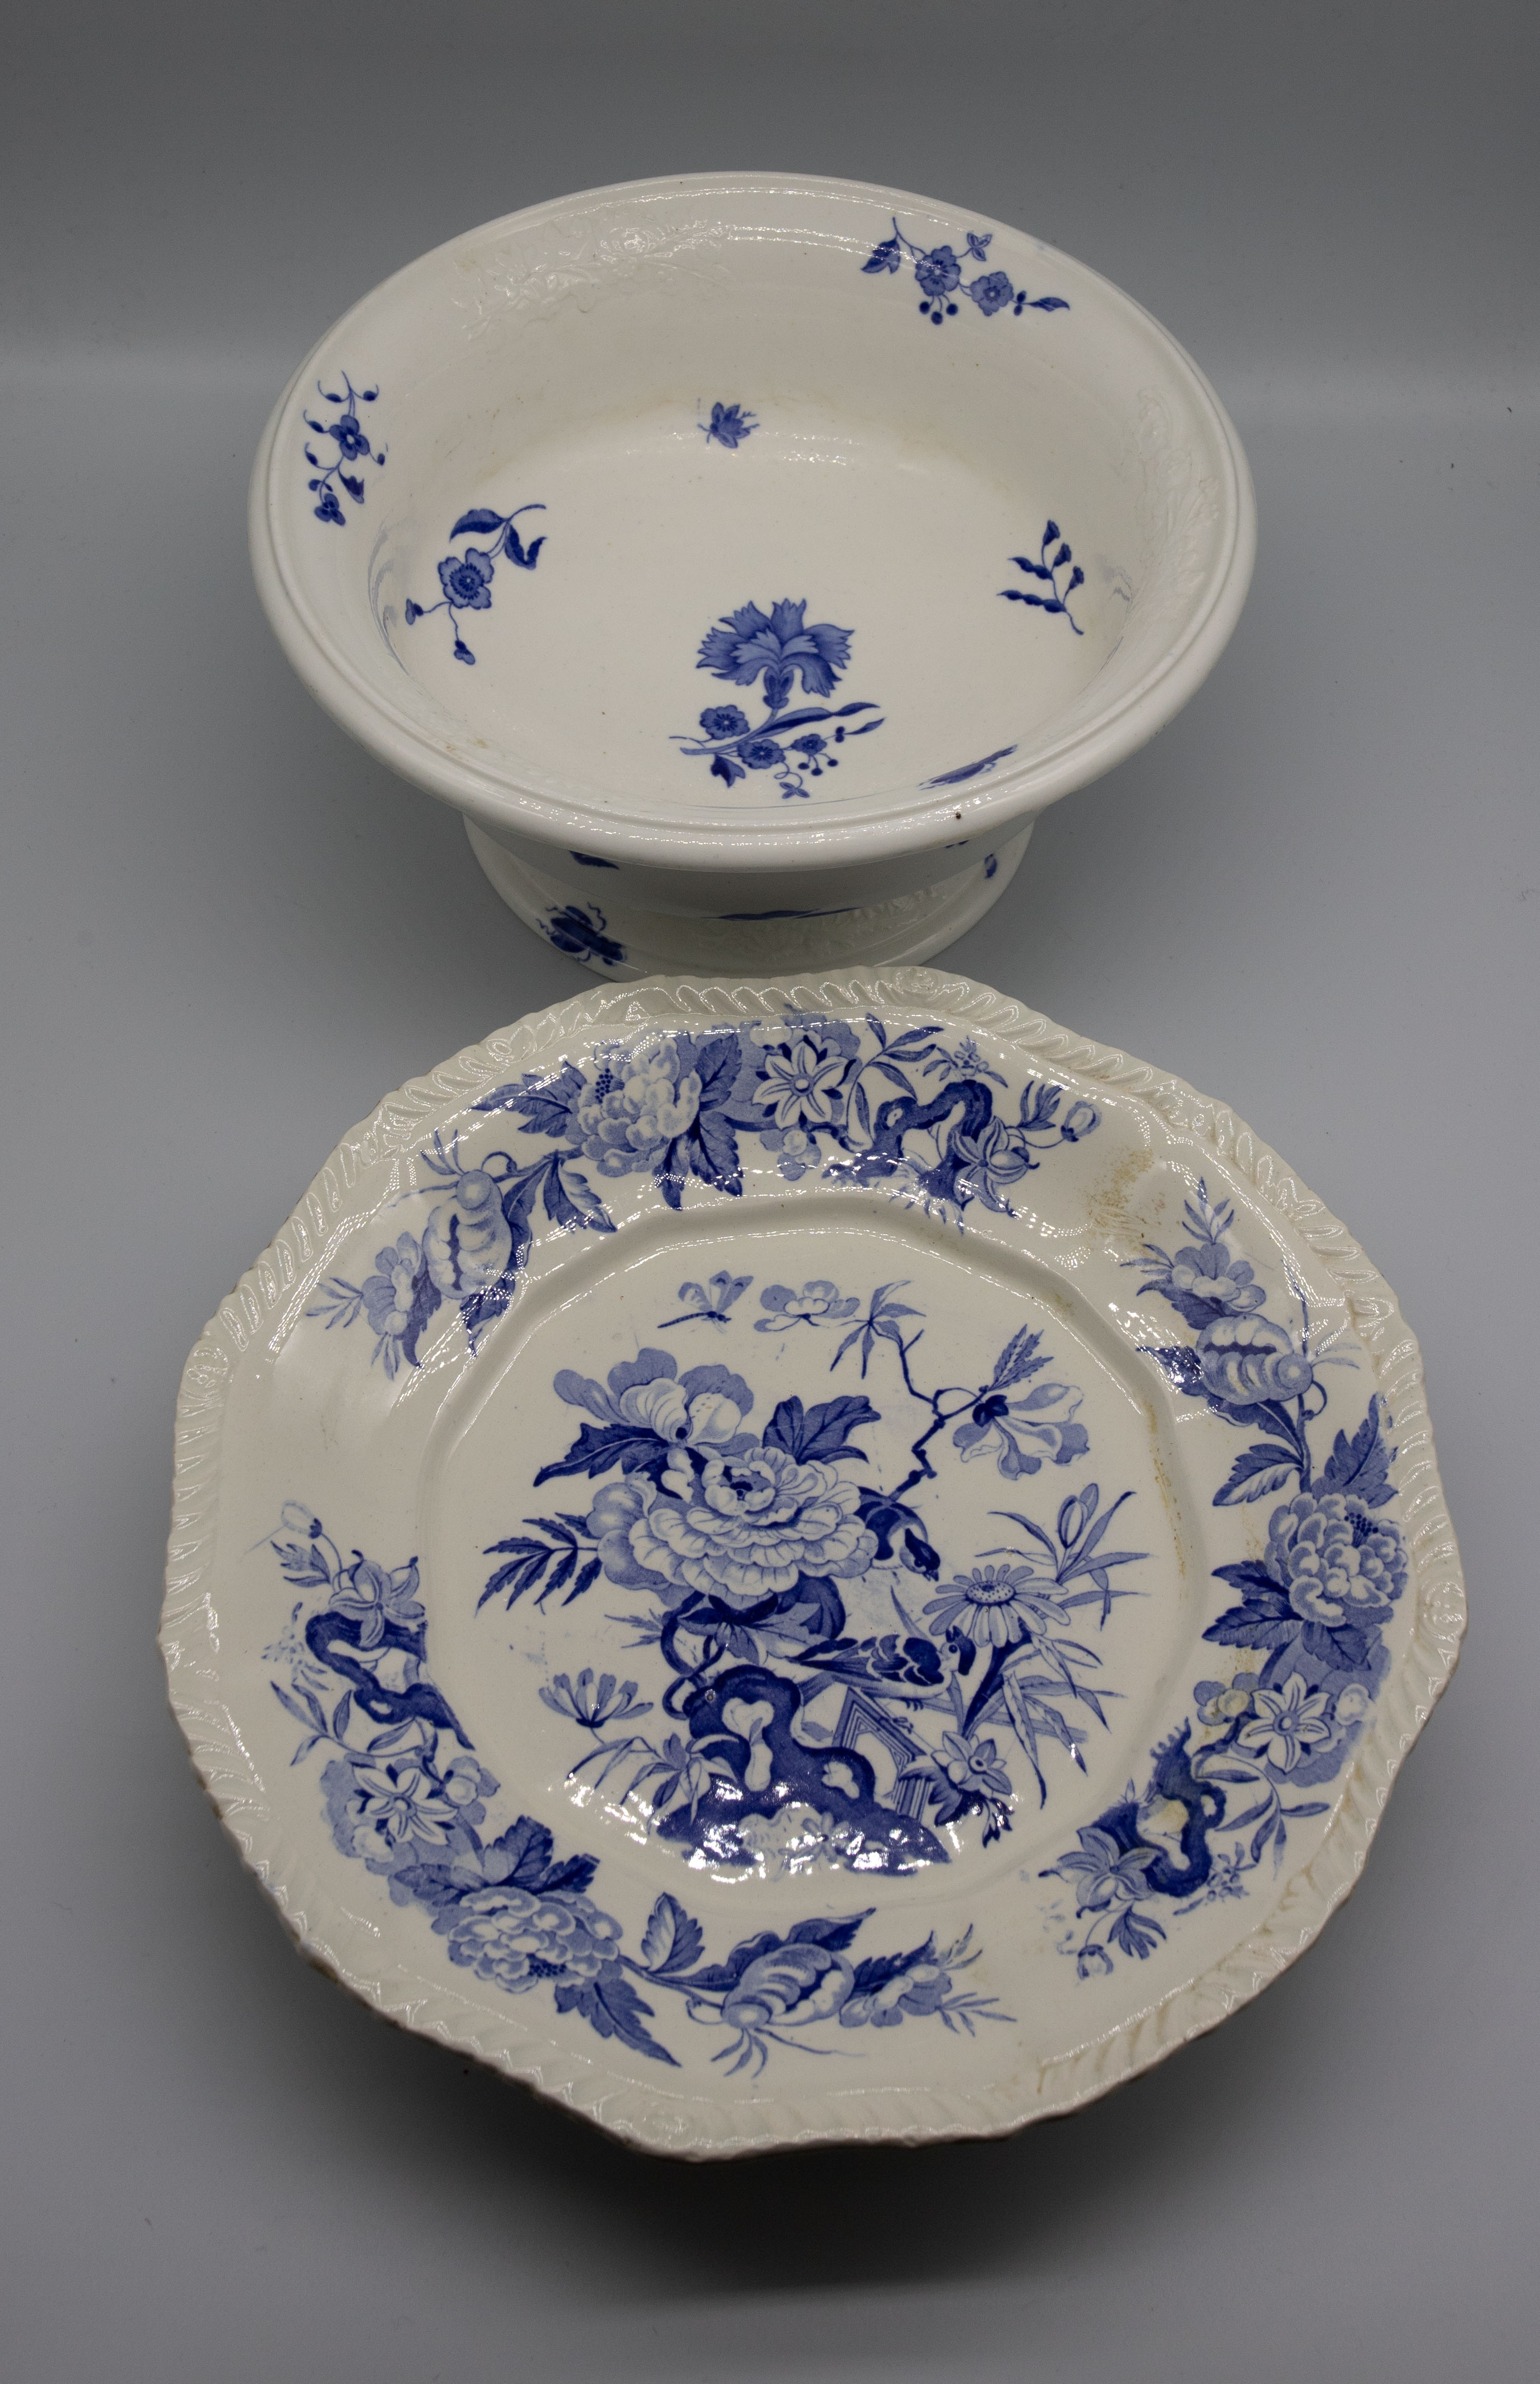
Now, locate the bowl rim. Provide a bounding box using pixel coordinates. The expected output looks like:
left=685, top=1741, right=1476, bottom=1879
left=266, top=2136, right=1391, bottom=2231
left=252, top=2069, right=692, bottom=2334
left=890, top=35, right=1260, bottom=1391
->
left=250, top=169, right=1256, bottom=877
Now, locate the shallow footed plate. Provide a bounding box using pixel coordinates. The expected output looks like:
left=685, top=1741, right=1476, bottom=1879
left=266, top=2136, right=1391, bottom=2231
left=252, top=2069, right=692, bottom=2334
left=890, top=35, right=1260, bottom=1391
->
left=162, top=973, right=1463, bottom=2157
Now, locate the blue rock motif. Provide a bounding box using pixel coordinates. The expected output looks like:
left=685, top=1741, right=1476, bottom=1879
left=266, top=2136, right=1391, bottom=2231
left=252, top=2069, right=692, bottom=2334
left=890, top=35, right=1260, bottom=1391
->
left=264, top=1507, right=1011, bottom=2075
left=1043, top=1183, right=1406, bottom=1975
left=304, top=374, right=385, bottom=524
left=861, top=217, right=1070, bottom=328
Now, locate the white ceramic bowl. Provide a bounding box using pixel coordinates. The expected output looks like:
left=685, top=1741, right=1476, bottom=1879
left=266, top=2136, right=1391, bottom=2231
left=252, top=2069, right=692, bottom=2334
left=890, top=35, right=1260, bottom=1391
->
left=250, top=173, right=1255, bottom=977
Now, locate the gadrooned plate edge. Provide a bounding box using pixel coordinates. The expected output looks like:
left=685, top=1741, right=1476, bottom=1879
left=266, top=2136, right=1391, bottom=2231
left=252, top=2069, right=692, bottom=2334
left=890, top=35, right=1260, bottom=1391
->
left=160, top=968, right=1466, bottom=2158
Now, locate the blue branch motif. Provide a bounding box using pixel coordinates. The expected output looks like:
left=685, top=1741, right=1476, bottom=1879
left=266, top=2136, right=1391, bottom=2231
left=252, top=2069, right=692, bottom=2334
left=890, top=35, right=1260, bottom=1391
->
left=405, top=504, right=546, bottom=665
left=674, top=600, right=885, bottom=798
left=700, top=402, right=757, bottom=449
left=1001, top=523, right=1085, bottom=635
left=305, top=1015, right=1098, bottom=1382
left=264, top=1508, right=1011, bottom=2076
left=1042, top=1184, right=1406, bottom=1975
left=861, top=218, right=1069, bottom=328
left=304, top=374, right=385, bottom=526
left=478, top=1281, right=1148, bottom=1874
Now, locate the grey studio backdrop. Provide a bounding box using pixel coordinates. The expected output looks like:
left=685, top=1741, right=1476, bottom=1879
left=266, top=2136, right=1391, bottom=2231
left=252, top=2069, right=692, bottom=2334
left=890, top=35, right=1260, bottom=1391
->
left=2, top=5, right=1535, bottom=2379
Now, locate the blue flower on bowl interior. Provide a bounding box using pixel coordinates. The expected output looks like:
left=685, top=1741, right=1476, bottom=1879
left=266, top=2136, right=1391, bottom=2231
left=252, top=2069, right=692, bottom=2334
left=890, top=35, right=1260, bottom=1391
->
left=404, top=502, right=546, bottom=663
left=437, top=547, right=496, bottom=610
left=700, top=401, right=757, bottom=449
left=940, top=1731, right=1013, bottom=1799
left=699, top=599, right=852, bottom=704
left=303, top=372, right=385, bottom=525
left=678, top=605, right=881, bottom=795
left=700, top=704, right=750, bottom=741
left=968, top=270, right=1013, bottom=316
left=329, top=1553, right=425, bottom=1649
left=1236, top=1674, right=1334, bottom=1773
left=949, top=1116, right=1041, bottom=1214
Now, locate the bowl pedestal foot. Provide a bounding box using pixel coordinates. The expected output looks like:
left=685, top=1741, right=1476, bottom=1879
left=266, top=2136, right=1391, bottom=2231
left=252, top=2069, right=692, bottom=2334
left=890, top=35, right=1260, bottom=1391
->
left=465, top=823, right=1032, bottom=979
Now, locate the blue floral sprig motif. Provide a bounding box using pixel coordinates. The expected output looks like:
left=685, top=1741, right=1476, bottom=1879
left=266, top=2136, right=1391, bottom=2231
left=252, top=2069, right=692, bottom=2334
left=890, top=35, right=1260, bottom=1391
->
left=1042, top=1182, right=1405, bottom=1976
left=1002, top=523, right=1085, bottom=636
left=478, top=1277, right=1148, bottom=1869
left=861, top=218, right=1069, bottom=327
left=674, top=600, right=884, bottom=799
left=404, top=504, right=546, bottom=664
left=700, top=401, right=757, bottom=449
left=304, top=375, right=385, bottom=525
left=307, top=1016, right=1099, bottom=1387
left=265, top=1507, right=1010, bottom=2075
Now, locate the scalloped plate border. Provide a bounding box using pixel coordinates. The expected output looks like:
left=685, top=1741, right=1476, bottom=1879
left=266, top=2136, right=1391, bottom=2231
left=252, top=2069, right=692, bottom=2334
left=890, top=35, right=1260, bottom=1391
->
left=160, top=969, right=1465, bottom=2158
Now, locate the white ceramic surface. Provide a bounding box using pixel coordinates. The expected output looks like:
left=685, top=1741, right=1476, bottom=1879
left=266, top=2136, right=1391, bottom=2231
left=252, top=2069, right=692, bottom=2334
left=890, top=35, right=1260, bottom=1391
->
left=249, top=175, right=1255, bottom=975
left=161, top=971, right=1461, bottom=2158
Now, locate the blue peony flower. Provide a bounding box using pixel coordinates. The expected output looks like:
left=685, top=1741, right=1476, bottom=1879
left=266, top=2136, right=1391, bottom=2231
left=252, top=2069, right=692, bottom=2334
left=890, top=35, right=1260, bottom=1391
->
left=967, top=271, right=1014, bottom=316
left=437, top=547, right=496, bottom=610
left=741, top=738, right=785, bottom=770
left=914, top=246, right=961, bottom=300
left=697, top=599, right=853, bottom=703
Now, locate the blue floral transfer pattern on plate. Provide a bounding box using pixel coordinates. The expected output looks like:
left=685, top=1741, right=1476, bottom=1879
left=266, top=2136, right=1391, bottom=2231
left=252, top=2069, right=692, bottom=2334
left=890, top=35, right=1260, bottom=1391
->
left=265, top=1511, right=1010, bottom=2074
left=861, top=218, right=1069, bottom=327
left=700, top=402, right=757, bottom=449
left=478, top=1276, right=1147, bottom=1872
left=405, top=504, right=546, bottom=664
left=674, top=600, right=885, bottom=798
left=1043, top=1185, right=1406, bottom=1973
left=304, top=374, right=385, bottom=525
left=306, top=1012, right=1097, bottom=1376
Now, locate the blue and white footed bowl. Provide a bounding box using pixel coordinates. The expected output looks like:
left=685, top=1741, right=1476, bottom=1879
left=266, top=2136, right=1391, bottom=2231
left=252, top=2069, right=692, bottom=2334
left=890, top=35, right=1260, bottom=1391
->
left=250, top=174, right=1256, bottom=978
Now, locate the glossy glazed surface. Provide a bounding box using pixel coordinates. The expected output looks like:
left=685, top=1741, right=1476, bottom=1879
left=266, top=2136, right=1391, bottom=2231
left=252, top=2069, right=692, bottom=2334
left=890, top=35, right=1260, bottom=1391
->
left=249, top=174, right=1254, bottom=961
left=161, top=970, right=1461, bottom=2156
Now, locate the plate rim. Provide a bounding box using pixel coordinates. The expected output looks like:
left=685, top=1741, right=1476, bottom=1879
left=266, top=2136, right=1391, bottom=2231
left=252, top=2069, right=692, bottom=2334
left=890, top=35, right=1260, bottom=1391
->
left=160, top=967, right=1464, bottom=2158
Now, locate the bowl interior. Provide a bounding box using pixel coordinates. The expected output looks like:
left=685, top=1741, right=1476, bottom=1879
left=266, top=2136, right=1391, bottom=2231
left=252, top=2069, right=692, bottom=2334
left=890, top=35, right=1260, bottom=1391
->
left=262, top=177, right=1249, bottom=850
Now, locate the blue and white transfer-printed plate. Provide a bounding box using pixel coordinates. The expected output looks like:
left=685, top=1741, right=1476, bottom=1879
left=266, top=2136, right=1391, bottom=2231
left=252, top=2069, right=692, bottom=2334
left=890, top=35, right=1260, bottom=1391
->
left=162, top=973, right=1463, bottom=2158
